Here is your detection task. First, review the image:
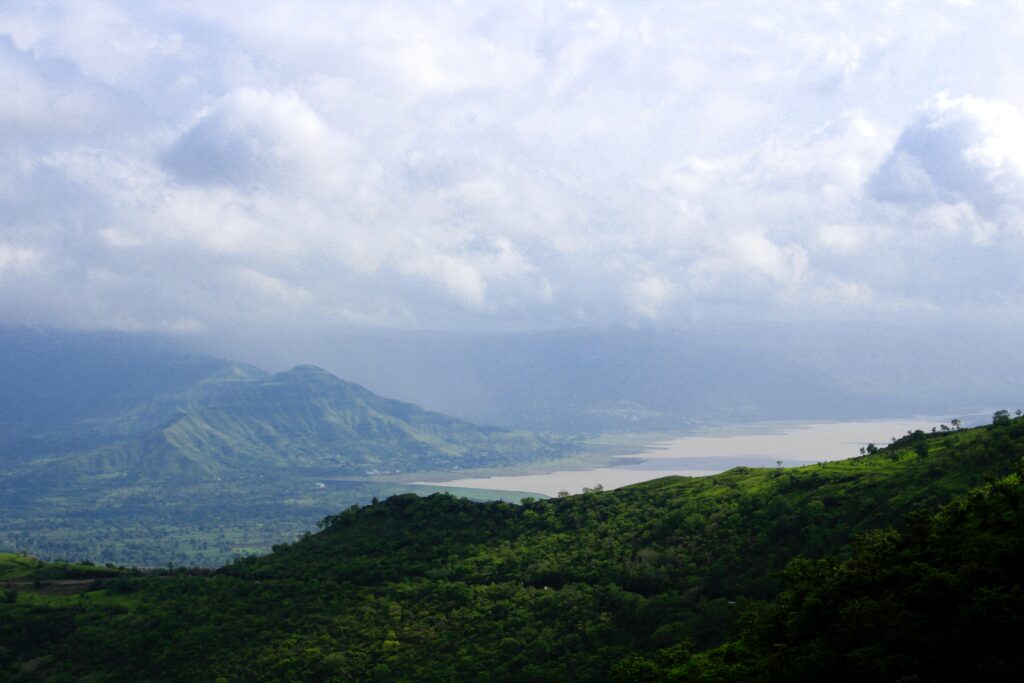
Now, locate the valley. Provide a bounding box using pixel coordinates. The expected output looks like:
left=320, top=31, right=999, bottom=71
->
left=2, top=414, right=1021, bottom=681
left=4, top=3, right=1023, bottom=680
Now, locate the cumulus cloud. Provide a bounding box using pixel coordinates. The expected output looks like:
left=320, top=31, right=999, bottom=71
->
left=162, top=89, right=358, bottom=191
left=0, top=35, right=112, bottom=143
left=1, top=0, right=1024, bottom=340
left=0, top=243, right=42, bottom=276
left=871, top=94, right=1024, bottom=226
left=816, top=224, right=867, bottom=253
left=629, top=274, right=676, bottom=319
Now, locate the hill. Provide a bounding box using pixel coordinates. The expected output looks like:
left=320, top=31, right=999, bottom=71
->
left=0, top=330, right=574, bottom=566
left=7, top=364, right=567, bottom=487
left=0, top=327, right=249, bottom=463
left=1, top=412, right=1021, bottom=681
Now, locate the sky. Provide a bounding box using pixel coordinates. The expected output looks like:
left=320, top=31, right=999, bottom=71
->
left=2, top=0, right=1024, bottom=342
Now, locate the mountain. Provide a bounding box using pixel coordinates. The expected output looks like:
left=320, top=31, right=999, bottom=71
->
left=0, top=327, right=249, bottom=463
left=14, top=364, right=569, bottom=487
left=224, top=323, right=1024, bottom=432
left=251, top=327, right=881, bottom=433
left=0, top=327, right=570, bottom=486
left=0, top=328, right=574, bottom=566
left=2, top=413, right=1021, bottom=681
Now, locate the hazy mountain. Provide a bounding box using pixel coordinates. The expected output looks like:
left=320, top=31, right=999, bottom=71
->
left=0, top=330, right=573, bottom=565
left=0, top=327, right=240, bottom=432
left=222, top=328, right=869, bottom=432
left=9, top=323, right=1020, bottom=442
left=209, top=323, right=1024, bottom=432
left=3, top=364, right=569, bottom=490
left=0, top=327, right=257, bottom=464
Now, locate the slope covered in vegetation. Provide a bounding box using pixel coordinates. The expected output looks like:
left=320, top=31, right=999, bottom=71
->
left=1, top=414, right=1022, bottom=681
left=1, top=359, right=572, bottom=566
left=6, top=364, right=569, bottom=485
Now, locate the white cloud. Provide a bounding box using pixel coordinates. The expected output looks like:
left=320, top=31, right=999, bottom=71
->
left=398, top=238, right=537, bottom=310
left=0, top=0, right=189, bottom=86
left=3, top=0, right=1024, bottom=337
left=871, top=94, right=1024, bottom=226
left=816, top=224, right=866, bottom=253
left=0, top=243, right=42, bottom=276
left=629, top=274, right=676, bottom=319
left=162, top=88, right=358, bottom=191
left=0, top=36, right=113, bottom=141
left=232, top=268, right=312, bottom=307
left=693, top=232, right=808, bottom=289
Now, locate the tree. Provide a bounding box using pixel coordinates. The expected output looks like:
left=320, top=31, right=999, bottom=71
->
left=950, top=419, right=961, bottom=431
left=992, top=410, right=1011, bottom=426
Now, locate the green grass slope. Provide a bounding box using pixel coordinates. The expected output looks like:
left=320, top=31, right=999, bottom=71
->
left=155, top=364, right=565, bottom=475
left=4, top=365, right=572, bottom=489
left=1, top=414, right=1021, bottom=681
left=0, top=553, right=44, bottom=581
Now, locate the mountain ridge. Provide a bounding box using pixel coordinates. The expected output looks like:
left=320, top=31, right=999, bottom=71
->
left=5, top=361, right=571, bottom=487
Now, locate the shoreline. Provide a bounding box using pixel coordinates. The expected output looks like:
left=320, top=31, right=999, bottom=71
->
left=404, top=414, right=980, bottom=497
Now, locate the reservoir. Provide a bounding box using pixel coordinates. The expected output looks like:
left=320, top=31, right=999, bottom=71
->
left=416, top=416, right=977, bottom=497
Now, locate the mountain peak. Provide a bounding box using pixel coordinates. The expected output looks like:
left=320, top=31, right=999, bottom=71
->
left=273, top=364, right=350, bottom=385
left=285, top=364, right=335, bottom=377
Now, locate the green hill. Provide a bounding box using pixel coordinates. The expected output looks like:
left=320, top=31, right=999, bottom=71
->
left=1, top=362, right=573, bottom=567
left=1, top=413, right=1021, bottom=681
left=11, top=364, right=567, bottom=487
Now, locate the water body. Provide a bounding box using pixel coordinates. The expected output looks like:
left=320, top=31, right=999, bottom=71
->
left=417, top=416, right=975, bottom=497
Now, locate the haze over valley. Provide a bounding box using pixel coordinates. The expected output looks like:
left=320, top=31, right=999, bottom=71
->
left=2, top=1, right=1024, bottom=680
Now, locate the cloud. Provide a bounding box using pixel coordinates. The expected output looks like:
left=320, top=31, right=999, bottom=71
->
left=870, top=94, right=1024, bottom=231
left=231, top=267, right=312, bottom=307
left=629, top=274, right=676, bottom=319
left=2, top=0, right=1024, bottom=340
left=161, top=88, right=357, bottom=191
left=0, top=35, right=112, bottom=143
left=0, top=243, right=42, bottom=277
left=0, top=0, right=189, bottom=86
left=816, top=224, right=867, bottom=253
left=690, top=232, right=809, bottom=299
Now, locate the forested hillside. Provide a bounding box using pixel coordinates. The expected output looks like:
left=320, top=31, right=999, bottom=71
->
left=0, top=330, right=572, bottom=566
left=2, top=413, right=1022, bottom=681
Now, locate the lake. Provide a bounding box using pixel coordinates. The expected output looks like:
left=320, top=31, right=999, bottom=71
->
left=415, top=416, right=976, bottom=497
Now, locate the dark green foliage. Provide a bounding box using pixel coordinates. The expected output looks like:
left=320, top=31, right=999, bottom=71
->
left=617, top=416, right=1024, bottom=682
left=1, top=417, right=1022, bottom=681
left=729, top=461, right=1024, bottom=681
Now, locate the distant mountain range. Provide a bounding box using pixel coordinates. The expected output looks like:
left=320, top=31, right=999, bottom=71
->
left=0, top=328, right=569, bottom=488
left=0, top=327, right=574, bottom=565
left=4, top=322, right=1019, bottom=565
left=219, top=323, right=1024, bottom=432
